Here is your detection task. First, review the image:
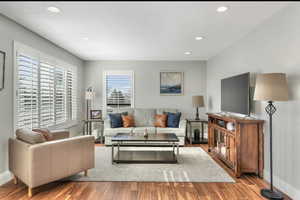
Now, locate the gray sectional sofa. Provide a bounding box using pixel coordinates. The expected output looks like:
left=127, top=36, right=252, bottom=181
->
left=104, top=108, right=186, bottom=146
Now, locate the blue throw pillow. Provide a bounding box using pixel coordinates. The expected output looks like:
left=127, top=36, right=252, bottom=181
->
left=108, top=112, right=128, bottom=128
left=167, top=112, right=181, bottom=128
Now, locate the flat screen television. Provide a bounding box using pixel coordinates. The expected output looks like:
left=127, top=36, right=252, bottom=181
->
left=221, top=72, right=250, bottom=115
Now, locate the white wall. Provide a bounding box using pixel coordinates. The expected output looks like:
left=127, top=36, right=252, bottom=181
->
left=207, top=5, right=300, bottom=199
left=84, top=60, right=206, bottom=119
left=0, top=14, right=84, bottom=177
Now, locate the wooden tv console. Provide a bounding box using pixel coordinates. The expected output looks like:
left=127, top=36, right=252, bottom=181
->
left=207, top=113, right=264, bottom=178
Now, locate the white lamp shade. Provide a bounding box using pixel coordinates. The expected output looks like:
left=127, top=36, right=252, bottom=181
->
left=85, top=91, right=94, bottom=100
left=254, top=73, right=288, bottom=101
left=192, top=96, right=204, bottom=107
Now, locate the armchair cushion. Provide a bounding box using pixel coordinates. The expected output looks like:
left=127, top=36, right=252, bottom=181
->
left=16, top=128, right=46, bottom=144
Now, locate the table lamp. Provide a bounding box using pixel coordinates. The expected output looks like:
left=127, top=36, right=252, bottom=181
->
left=254, top=73, right=288, bottom=200
left=192, top=96, right=204, bottom=120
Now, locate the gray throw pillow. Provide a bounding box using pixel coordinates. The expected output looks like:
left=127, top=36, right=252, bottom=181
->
left=16, top=128, right=46, bottom=144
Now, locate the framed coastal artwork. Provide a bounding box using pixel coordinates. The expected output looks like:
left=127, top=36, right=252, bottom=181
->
left=160, top=71, right=184, bottom=95
left=0, top=51, right=5, bottom=91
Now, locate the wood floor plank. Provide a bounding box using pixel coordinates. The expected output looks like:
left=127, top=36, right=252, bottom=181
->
left=0, top=144, right=292, bottom=200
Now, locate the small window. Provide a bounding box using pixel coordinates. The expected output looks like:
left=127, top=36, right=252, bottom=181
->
left=103, top=71, right=134, bottom=113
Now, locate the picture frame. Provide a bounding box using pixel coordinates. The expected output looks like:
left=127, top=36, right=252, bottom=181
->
left=0, top=51, right=5, bottom=91
left=90, top=110, right=102, bottom=119
left=160, top=71, right=184, bottom=95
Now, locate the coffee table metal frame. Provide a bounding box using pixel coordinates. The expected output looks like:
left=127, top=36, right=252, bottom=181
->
left=111, top=133, right=180, bottom=164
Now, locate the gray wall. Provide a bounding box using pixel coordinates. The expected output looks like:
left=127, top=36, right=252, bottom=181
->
left=0, top=14, right=84, bottom=174
left=84, top=60, right=206, bottom=119
left=207, top=6, right=300, bottom=199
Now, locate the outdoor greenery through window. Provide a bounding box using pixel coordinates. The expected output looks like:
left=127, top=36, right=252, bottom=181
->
left=15, top=43, right=78, bottom=129
left=104, top=71, right=134, bottom=112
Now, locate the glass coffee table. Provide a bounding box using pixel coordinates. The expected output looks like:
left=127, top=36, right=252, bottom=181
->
left=111, top=133, right=180, bottom=164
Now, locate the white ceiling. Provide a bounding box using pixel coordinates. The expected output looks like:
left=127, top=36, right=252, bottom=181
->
left=0, top=2, right=291, bottom=61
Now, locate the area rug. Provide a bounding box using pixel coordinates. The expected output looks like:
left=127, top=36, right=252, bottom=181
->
left=68, top=147, right=234, bottom=183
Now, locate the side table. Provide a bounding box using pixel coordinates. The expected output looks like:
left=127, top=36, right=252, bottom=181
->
left=186, top=119, right=208, bottom=144
left=83, top=119, right=104, bottom=143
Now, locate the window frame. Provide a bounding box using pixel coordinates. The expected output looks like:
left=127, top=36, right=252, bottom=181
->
left=103, top=70, right=135, bottom=115
left=13, top=41, right=78, bottom=131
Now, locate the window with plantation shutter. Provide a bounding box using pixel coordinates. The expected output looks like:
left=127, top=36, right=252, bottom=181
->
left=15, top=42, right=79, bottom=129
left=104, top=71, right=134, bottom=113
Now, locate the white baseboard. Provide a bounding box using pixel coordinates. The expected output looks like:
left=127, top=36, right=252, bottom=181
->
left=0, top=171, right=12, bottom=186
left=264, top=170, right=300, bottom=199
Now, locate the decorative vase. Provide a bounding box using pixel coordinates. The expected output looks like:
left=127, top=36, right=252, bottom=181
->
left=144, top=128, right=148, bottom=138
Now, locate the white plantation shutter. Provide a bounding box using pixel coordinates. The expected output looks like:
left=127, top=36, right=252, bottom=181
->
left=16, top=53, right=39, bottom=129
left=67, top=70, right=78, bottom=120
left=15, top=42, right=79, bottom=129
left=40, top=62, right=55, bottom=127
left=54, top=67, right=67, bottom=124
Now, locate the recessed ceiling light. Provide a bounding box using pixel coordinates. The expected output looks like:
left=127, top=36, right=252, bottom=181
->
left=217, top=6, right=228, bottom=13
left=47, top=6, right=60, bottom=13
left=195, top=36, right=204, bottom=41
left=184, top=51, right=192, bottom=55
left=83, top=37, right=89, bottom=41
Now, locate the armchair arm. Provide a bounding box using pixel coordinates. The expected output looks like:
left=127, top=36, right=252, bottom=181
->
left=28, top=136, right=94, bottom=188
left=51, top=129, right=70, bottom=140
left=9, top=138, right=31, bottom=185
left=179, top=119, right=187, bottom=129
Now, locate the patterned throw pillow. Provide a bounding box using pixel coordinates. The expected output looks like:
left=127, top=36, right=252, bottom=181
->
left=32, top=128, right=53, bottom=141
left=109, top=112, right=128, bottom=128
left=167, top=112, right=181, bottom=128
left=154, top=114, right=167, bottom=128
left=122, top=115, right=135, bottom=128
left=16, top=128, right=46, bottom=144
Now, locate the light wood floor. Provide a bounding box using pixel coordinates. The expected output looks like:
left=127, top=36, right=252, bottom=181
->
left=0, top=144, right=292, bottom=200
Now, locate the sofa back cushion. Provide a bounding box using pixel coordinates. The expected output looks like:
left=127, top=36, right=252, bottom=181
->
left=134, top=109, right=156, bottom=127
left=122, top=115, right=135, bottom=128
left=167, top=112, right=181, bottom=128
left=16, top=128, right=46, bottom=144
left=156, top=108, right=178, bottom=115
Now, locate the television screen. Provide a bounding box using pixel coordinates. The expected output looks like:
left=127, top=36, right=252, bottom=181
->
left=221, top=72, right=250, bottom=115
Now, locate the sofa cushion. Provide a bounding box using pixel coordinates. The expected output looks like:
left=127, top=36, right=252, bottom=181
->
left=104, top=127, right=133, bottom=136
left=16, top=128, right=46, bottom=144
left=134, top=109, right=156, bottom=127
left=154, top=114, right=167, bottom=128
left=156, top=128, right=186, bottom=137
left=133, top=127, right=156, bottom=134
left=167, top=112, right=181, bottom=128
left=122, top=115, right=135, bottom=128
left=32, top=128, right=53, bottom=141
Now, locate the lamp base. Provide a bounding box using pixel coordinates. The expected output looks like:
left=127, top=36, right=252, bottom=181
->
left=261, top=189, right=283, bottom=199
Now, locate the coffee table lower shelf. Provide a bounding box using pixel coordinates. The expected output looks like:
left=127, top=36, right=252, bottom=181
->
left=112, top=150, right=178, bottom=164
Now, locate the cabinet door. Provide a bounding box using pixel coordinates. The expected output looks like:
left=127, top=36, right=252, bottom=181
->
left=226, top=135, right=236, bottom=167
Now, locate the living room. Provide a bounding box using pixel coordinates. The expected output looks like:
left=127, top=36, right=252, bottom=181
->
left=0, top=1, right=299, bottom=200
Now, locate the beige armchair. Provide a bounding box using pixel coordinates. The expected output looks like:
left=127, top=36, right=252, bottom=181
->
left=9, top=130, right=95, bottom=197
